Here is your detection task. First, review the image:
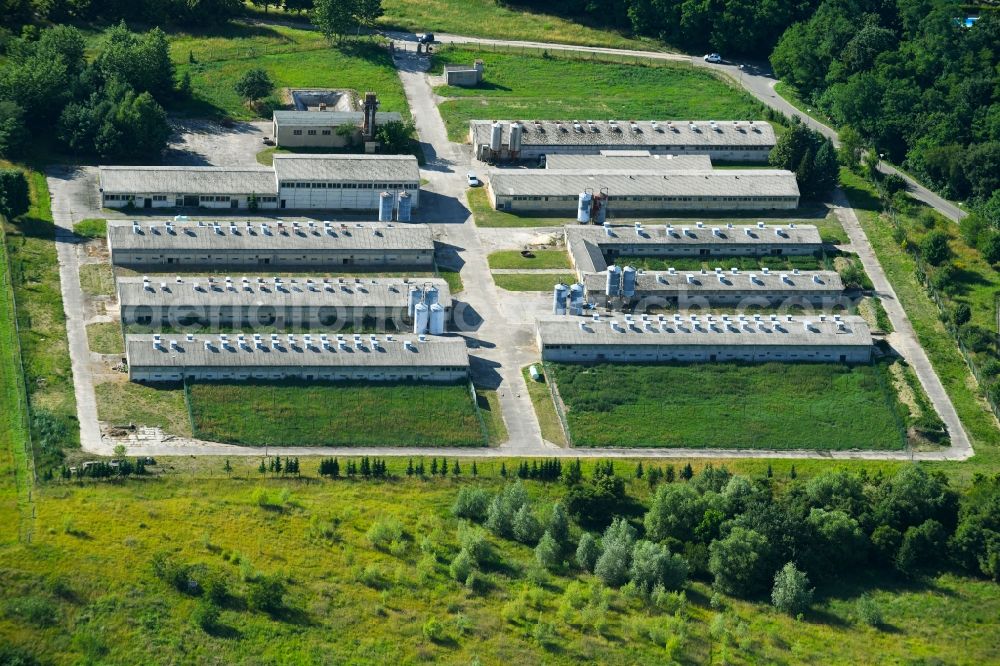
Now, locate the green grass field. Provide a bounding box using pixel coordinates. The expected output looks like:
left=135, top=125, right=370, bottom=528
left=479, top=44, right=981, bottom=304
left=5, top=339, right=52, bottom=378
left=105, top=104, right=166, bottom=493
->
left=3, top=168, right=78, bottom=468
left=95, top=381, right=193, bottom=437
left=522, top=365, right=567, bottom=446
left=493, top=272, right=577, bottom=291
left=488, top=250, right=571, bottom=270
left=0, top=460, right=996, bottom=664
left=71, top=218, right=106, bottom=239
left=433, top=48, right=765, bottom=142
left=170, top=24, right=407, bottom=119
left=548, top=362, right=909, bottom=449
left=467, top=188, right=571, bottom=228
left=78, top=263, right=115, bottom=297
left=189, top=381, right=486, bottom=446
left=85, top=323, right=124, bottom=355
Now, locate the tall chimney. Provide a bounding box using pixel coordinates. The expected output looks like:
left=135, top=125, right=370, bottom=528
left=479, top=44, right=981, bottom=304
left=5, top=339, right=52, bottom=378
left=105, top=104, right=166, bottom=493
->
left=363, top=92, right=379, bottom=141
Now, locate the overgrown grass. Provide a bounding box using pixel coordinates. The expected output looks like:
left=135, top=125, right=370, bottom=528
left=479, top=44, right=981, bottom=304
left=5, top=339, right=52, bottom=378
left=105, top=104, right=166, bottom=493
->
left=0, top=463, right=996, bottom=663
left=172, top=26, right=408, bottom=119
left=85, top=323, right=124, bottom=355
left=95, top=381, right=193, bottom=437
left=488, top=250, right=571, bottom=270
left=467, top=188, right=570, bottom=228
left=380, top=0, right=658, bottom=49
left=71, top=218, right=106, bottom=239
left=522, top=365, right=567, bottom=447
left=78, top=264, right=115, bottom=297
left=189, top=381, right=486, bottom=446
left=433, top=47, right=766, bottom=142
left=493, top=272, right=577, bottom=291
left=839, top=169, right=1000, bottom=477
left=3, top=168, right=78, bottom=469
left=439, top=268, right=463, bottom=294
left=549, top=362, right=909, bottom=449
left=476, top=389, right=507, bottom=445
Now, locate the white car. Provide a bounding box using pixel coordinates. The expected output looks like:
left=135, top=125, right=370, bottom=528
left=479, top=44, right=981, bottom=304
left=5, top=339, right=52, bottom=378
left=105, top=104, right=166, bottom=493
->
left=467, top=172, right=480, bottom=187
left=704, top=53, right=723, bottom=63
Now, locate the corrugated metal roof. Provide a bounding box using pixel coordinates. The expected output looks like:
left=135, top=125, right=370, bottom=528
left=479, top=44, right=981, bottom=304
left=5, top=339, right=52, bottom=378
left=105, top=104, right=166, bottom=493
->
left=472, top=119, right=776, bottom=149
left=489, top=170, right=800, bottom=198
left=272, top=111, right=403, bottom=127
left=107, top=220, right=435, bottom=252
left=272, top=154, right=419, bottom=182
left=544, top=153, right=713, bottom=171
left=127, top=334, right=470, bottom=369
left=118, top=276, right=451, bottom=309
left=583, top=269, right=842, bottom=294
left=99, top=166, right=276, bottom=195
left=567, top=222, right=821, bottom=247
left=536, top=314, right=872, bottom=347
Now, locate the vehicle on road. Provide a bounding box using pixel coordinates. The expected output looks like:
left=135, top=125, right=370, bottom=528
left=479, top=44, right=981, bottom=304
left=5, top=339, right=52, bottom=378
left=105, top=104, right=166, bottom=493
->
left=704, top=53, right=723, bottom=63
left=467, top=172, right=480, bottom=187
left=417, top=33, right=435, bottom=44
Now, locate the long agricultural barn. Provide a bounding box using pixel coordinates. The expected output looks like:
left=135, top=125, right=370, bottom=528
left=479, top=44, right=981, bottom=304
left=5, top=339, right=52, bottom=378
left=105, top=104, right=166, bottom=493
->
left=107, top=220, right=436, bottom=270
left=99, top=154, right=420, bottom=212
left=272, top=111, right=403, bottom=148
left=471, top=120, right=776, bottom=163
left=566, top=223, right=824, bottom=274
left=125, top=333, right=471, bottom=383
left=535, top=313, right=873, bottom=364
left=583, top=268, right=845, bottom=308
left=117, top=276, right=451, bottom=330
left=486, top=169, right=800, bottom=214
left=542, top=152, right=713, bottom=171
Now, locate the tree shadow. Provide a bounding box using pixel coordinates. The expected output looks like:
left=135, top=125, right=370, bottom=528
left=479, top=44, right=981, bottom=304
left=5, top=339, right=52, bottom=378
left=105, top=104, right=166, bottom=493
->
left=205, top=622, right=242, bottom=639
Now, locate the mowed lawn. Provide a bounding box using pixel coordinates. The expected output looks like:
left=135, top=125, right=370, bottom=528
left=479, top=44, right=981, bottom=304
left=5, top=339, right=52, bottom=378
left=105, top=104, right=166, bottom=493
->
left=170, top=24, right=407, bottom=119
left=549, top=362, right=907, bottom=449
left=189, top=381, right=485, bottom=446
left=433, top=48, right=764, bottom=141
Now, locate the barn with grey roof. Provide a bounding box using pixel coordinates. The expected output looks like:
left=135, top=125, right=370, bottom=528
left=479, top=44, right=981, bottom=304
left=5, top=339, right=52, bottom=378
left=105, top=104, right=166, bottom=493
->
left=107, top=220, right=436, bottom=270
left=126, top=333, right=470, bottom=383
left=471, top=119, right=776, bottom=163
left=535, top=313, right=872, bottom=363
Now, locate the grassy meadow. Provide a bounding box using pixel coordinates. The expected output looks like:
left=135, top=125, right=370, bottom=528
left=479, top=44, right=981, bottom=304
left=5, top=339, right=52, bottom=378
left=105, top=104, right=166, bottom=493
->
left=189, top=381, right=487, bottom=446
left=488, top=250, right=571, bottom=270
left=493, top=272, right=577, bottom=291
left=548, top=362, right=910, bottom=449
left=522, top=366, right=568, bottom=447
left=0, top=462, right=996, bottom=664
left=467, top=188, right=572, bottom=228
left=169, top=23, right=408, bottom=119
left=78, top=264, right=115, bottom=297
left=432, top=47, right=765, bottom=141
left=85, top=323, right=124, bottom=355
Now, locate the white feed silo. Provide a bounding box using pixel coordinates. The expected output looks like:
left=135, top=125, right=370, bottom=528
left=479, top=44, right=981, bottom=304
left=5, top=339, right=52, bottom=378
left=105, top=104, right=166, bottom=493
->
left=429, top=303, right=446, bottom=334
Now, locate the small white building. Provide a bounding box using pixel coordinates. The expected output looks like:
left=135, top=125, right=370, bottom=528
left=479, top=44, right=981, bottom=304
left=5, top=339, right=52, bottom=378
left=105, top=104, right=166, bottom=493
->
left=126, top=333, right=470, bottom=383
left=272, top=110, right=403, bottom=148
left=535, top=314, right=873, bottom=364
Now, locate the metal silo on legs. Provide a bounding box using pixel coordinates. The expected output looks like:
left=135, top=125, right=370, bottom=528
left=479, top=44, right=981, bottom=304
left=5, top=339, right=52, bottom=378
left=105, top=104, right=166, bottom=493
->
left=569, top=282, right=585, bottom=315
left=429, top=303, right=446, bottom=334
left=378, top=191, right=394, bottom=222
left=490, top=121, right=504, bottom=161
left=577, top=190, right=593, bottom=224
left=552, top=283, right=569, bottom=315
left=397, top=191, right=412, bottom=222
left=413, top=302, right=429, bottom=334
left=509, top=122, right=523, bottom=161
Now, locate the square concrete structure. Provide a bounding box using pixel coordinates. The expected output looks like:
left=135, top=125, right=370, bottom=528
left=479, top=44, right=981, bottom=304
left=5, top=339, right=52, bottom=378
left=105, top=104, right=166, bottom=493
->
left=444, top=60, right=485, bottom=86
left=535, top=313, right=873, bottom=363
left=107, top=220, right=436, bottom=270
left=584, top=268, right=844, bottom=308
left=272, top=111, right=403, bottom=148
left=99, top=154, right=420, bottom=212
left=471, top=119, right=776, bottom=163
left=566, top=223, right=824, bottom=274
left=118, top=276, right=450, bottom=330
left=126, top=333, right=470, bottom=383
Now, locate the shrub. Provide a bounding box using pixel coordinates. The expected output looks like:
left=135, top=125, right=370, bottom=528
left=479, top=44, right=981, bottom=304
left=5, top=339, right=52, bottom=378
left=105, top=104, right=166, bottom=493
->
left=457, top=522, right=493, bottom=565
left=246, top=575, right=285, bottom=612
left=485, top=481, right=529, bottom=538
left=449, top=549, right=474, bottom=583
left=576, top=533, right=601, bottom=572
left=465, top=571, right=490, bottom=593
left=896, top=519, right=948, bottom=575
left=855, top=594, right=884, bottom=627
left=366, top=518, right=404, bottom=552
left=422, top=616, right=446, bottom=643
left=251, top=487, right=271, bottom=507
left=629, top=541, right=688, bottom=594
left=535, top=530, right=562, bottom=570
left=151, top=552, right=197, bottom=594
left=594, top=518, right=636, bottom=587
left=513, top=505, right=542, bottom=545
left=192, top=601, right=220, bottom=632
left=771, top=562, right=813, bottom=616
left=920, top=231, right=951, bottom=265
left=452, top=487, right=491, bottom=521
left=547, top=502, right=570, bottom=547
left=4, top=596, right=57, bottom=627
left=709, top=527, right=772, bottom=598
left=952, top=303, right=972, bottom=327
